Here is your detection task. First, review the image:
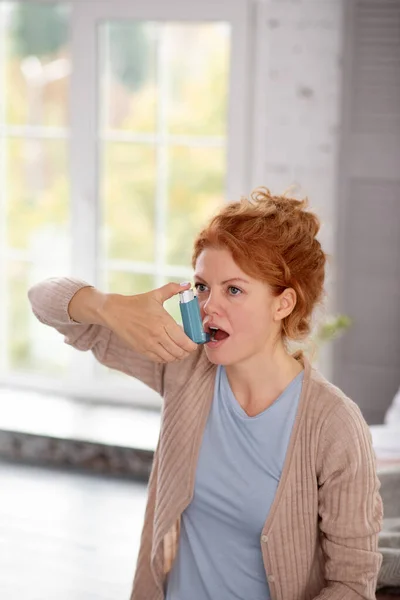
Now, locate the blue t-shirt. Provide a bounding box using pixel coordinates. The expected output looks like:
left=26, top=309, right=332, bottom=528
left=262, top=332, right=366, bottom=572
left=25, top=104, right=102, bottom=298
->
left=166, top=365, right=304, bottom=600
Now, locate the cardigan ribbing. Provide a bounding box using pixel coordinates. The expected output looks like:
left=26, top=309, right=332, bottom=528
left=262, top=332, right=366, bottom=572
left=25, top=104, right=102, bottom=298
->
left=28, top=277, right=383, bottom=600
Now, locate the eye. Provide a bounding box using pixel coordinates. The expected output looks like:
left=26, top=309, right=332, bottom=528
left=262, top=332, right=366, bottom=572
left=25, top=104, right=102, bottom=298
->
left=194, top=282, right=208, bottom=293
left=228, top=286, right=242, bottom=296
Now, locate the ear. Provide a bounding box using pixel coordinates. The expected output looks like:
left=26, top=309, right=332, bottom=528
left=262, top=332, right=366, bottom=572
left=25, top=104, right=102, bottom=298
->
left=273, top=288, right=297, bottom=322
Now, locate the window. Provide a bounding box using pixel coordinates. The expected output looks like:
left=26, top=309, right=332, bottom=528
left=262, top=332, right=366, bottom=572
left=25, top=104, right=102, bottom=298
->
left=0, top=0, right=251, bottom=406
left=0, top=2, right=72, bottom=379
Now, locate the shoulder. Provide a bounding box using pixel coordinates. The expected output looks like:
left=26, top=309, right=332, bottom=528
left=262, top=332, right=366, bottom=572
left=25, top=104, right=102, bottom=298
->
left=305, top=367, right=375, bottom=478
left=304, top=366, right=373, bottom=466
left=307, top=366, right=368, bottom=432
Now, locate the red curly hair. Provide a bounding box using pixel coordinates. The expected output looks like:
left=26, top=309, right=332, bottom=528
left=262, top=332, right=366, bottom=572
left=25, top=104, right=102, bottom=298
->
left=192, top=187, right=327, bottom=341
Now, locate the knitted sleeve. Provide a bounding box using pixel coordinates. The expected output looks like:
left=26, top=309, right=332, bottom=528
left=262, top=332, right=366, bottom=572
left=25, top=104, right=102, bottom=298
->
left=314, top=400, right=383, bottom=600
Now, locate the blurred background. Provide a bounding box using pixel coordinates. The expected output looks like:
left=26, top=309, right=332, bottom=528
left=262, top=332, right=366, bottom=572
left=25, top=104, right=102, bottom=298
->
left=0, top=0, right=399, bottom=598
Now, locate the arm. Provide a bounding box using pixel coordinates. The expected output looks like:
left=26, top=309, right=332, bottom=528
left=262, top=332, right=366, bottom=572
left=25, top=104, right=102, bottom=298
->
left=314, top=401, right=383, bottom=600
left=28, top=277, right=166, bottom=394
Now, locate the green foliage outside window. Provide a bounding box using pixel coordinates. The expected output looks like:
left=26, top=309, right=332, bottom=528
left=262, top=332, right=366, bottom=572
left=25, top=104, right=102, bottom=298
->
left=11, top=4, right=68, bottom=57
left=3, top=5, right=229, bottom=373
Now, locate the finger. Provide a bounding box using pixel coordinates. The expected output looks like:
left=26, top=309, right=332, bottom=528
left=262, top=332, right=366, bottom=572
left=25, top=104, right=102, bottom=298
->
left=153, top=281, right=191, bottom=304
left=125, top=319, right=180, bottom=361
left=165, top=323, right=198, bottom=353
left=158, top=328, right=189, bottom=360
left=158, top=311, right=197, bottom=354
left=145, top=350, right=166, bottom=363
left=155, top=341, right=180, bottom=363
left=122, top=328, right=176, bottom=363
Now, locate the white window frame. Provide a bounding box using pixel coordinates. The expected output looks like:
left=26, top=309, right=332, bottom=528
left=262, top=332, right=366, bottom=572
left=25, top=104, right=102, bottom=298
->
left=0, top=0, right=253, bottom=407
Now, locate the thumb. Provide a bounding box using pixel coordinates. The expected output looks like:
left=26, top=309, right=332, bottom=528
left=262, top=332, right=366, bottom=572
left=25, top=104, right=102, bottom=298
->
left=153, top=281, right=191, bottom=304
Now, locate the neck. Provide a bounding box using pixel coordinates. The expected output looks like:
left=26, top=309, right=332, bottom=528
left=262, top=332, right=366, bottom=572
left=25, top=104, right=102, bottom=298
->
left=225, top=341, right=304, bottom=416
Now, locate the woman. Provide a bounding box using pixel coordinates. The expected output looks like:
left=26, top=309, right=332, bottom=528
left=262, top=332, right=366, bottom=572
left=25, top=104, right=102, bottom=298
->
left=28, top=188, right=383, bottom=600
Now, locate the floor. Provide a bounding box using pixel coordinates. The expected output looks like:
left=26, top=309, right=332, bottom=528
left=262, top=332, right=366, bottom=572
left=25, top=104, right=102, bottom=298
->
left=1, top=460, right=398, bottom=600
left=0, top=460, right=147, bottom=600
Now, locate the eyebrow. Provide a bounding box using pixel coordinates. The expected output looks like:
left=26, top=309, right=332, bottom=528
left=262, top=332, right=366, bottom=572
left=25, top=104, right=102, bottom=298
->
left=194, top=275, right=250, bottom=285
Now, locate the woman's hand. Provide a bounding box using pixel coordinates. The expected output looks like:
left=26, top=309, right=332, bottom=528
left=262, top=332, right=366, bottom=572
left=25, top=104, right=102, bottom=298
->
left=97, top=282, right=198, bottom=363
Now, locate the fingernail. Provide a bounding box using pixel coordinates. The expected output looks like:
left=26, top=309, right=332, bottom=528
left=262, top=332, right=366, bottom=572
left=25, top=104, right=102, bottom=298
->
left=180, top=281, right=191, bottom=286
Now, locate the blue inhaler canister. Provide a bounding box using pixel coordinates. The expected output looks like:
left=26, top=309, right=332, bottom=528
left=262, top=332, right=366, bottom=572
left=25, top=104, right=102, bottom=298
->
left=179, top=289, right=210, bottom=344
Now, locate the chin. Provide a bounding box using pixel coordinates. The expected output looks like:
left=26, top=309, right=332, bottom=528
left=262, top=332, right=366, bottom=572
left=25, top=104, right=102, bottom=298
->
left=204, top=337, right=262, bottom=367
left=203, top=346, right=242, bottom=366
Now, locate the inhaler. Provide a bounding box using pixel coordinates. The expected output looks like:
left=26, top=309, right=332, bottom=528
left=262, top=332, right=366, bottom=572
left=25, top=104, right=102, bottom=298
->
left=179, top=289, right=210, bottom=344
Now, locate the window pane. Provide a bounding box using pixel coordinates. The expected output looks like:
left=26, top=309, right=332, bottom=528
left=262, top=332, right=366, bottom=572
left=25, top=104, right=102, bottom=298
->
left=99, top=20, right=229, bottom=273
left=6, top=138, right=70, bottom=257
left=4, top=2, right=70, bottom=127
left=7, top=260, right=71, bottom=374
left=99, top=20, right=230, bottom=137
left=100, top=22, right=158, bottom=133
left=167, top=146, right=225, bottom=266
left=166, top=22, right=230, bottom=136
left=101, top=143, right=157, bottom=263
left=105, top=271, right=155, bottom=296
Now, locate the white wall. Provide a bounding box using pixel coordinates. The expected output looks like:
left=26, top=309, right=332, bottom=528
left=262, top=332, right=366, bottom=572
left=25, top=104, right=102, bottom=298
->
left=250, top=0, right=345, bottom=377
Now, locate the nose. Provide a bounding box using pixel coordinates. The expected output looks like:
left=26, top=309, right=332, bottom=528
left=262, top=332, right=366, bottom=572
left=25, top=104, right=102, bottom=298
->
left=201, top=290, right=221, bottom=317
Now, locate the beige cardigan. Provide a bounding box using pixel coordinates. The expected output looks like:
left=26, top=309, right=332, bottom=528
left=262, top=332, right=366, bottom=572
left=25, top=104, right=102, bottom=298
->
left=28, top=277, right=383, bottom=600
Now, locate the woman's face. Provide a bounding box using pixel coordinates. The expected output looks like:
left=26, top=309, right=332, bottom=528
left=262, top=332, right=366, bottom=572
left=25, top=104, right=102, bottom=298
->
left=194, top=247, right=283, bottom=366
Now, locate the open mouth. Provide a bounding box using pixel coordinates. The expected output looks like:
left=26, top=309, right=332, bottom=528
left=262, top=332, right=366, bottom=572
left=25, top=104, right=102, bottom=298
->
left=207, top=326, right=230, bottom=343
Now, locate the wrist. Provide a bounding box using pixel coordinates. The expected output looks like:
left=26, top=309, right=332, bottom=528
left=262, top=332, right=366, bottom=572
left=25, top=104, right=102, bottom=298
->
left=68, top=286, right=107, bottom=325
left=95, top=291, right=120, bottom=327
